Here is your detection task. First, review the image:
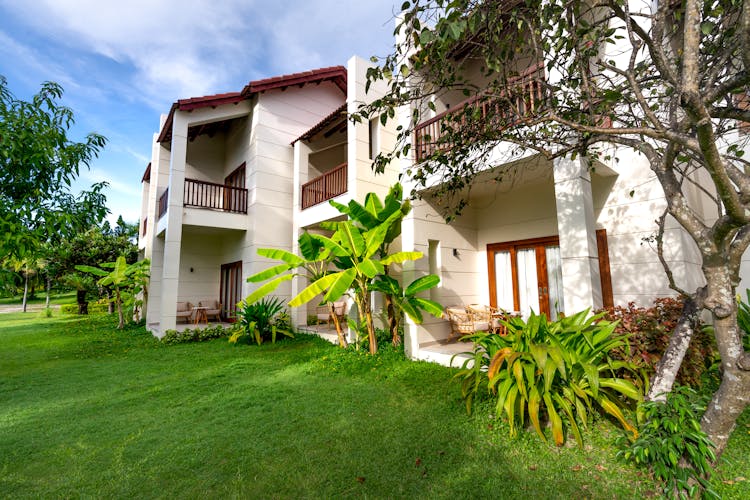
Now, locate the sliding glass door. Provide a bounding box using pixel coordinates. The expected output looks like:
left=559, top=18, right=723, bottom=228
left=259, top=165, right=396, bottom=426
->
left=487, top=231, right=612, bottom=319
left=488, top=236, right=563, bottom=319
left=220, top=261, right=242, bottom=321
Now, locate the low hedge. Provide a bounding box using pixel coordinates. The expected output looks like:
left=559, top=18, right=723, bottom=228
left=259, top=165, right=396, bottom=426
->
left=60, top=303, right=110, bottom=315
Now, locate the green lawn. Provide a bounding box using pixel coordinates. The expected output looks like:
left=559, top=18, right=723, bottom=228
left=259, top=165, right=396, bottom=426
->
left=0, top=312, right=747, bottom=498
left=0, top=291, right=76, bottom=306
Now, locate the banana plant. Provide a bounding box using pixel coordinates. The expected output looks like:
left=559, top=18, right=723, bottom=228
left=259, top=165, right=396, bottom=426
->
left=76, top=257, right=150, bottom=329
left=245, top=231, right=350, bottom=347
left=369, top=274, right=443, bottom=336
left=329, top=183, right=412, bottom=344
left=260, top=210, right=421, bottom=354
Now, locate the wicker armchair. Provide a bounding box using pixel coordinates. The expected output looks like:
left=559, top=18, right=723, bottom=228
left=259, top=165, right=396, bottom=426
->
left=466, top=304, right=494, bottom=332
left=445, top=306, right=476, bottom=341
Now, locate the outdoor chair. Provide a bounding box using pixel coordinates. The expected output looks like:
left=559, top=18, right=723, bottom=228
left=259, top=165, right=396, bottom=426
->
left=445, top=306, right=477, bottom=341
left=176, top=301, right=193, bottom=323
left=199, top=300, right=222, bottom=322
left=315, top=301, right=348, bottom=329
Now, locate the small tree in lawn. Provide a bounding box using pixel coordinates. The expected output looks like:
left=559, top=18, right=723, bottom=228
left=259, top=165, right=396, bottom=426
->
left=245, top=231, right=349, bottom=348
left=76, top=257, right=149, bottom=329
left=249, top=210, right=441, bottom=354
left=330, top=183, right=414, bottom=345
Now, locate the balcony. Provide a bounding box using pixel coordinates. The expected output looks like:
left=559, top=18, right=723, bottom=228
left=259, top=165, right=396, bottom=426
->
left=301, top=162, right=348, bottom=209
left=413, top=63, right=546, bottom=163
left=157, top=178, right=248, bottom=220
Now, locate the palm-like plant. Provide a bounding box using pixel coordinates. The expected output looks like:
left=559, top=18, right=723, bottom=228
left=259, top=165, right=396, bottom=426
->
left=455, top=310, right=643, bottom=447
left=369, top=274, right=443, bottom=336
left=330, top=183, right=411, bottom=344
left=245, top=231, right=349, bottom=347
left=76, top=257, right=150, bottom=328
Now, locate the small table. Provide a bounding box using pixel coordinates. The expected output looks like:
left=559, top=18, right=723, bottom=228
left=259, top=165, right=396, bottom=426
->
left=490, top=311, right=522, bottom=335
left=193, top=306, right=208, bottom=326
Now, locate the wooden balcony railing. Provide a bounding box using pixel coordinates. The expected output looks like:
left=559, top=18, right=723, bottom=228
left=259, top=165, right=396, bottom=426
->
left=184, top=178, right=248, bottom=214
left=301, top=162, right=348, bottom=210
left=142, top=217, right=147, bottom=236
left=158, top=189, right=169, bottom=219
left=414, top=63, right=546, bottom=163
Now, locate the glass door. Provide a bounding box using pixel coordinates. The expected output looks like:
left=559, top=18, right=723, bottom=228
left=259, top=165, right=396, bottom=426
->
left=487, top=236, right=564, bottom=319
left=220, top=261, right=242, bottom=321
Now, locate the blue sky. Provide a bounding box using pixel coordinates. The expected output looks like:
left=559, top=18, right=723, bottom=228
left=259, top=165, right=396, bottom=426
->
left=0, top=0, right=399, bottom=224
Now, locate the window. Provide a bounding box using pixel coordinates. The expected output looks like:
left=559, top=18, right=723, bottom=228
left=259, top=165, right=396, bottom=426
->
left=369, top=118, right=379, bottom=160
left=428, top=239, right=441, bottom=301
left=487, top=230, right=612, bottom=319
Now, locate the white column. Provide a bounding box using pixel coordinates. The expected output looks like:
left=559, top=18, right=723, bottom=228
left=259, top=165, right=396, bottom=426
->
left=146, top=134, right=171, bottom=330
left=290, top=140, right=311, bottom=327
left=159, top=112, right=188, bottom=332
left=553, top=155, right=602, bottom=313
left=401, top=208, right=420, bottom=359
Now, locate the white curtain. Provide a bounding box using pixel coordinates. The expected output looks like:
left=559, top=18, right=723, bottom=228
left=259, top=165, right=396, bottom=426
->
left=494, top=251, right=514, bottom=311
left=545, top=245, right=564, bottom=320
left=516, top=248, right=539, bottom=317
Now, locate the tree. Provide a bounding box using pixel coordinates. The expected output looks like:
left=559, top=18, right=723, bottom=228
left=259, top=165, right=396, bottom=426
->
left=0, top=76, right=108, bottom=261
left=76, top=257, right=150, bottom=329
left=248, top=211, right=439, bottom=354
left=360, top=0, right=750, bottom=456
left=43, top=221, right=138, bottom=313
left=245, top=231, right=350, bottom=348
left=330, top=183, right=413, bottom=345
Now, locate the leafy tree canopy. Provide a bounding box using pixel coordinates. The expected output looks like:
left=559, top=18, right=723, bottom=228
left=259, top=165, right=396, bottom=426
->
left=0, top=76, right=108, bottom=259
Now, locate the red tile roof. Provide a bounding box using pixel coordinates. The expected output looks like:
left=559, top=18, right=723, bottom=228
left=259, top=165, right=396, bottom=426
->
left=157, top=65, right=347, bottom=144
left=293, top=103, right=347, bottom=144
left=243, top=66, right=347, bottom=95
left=141, top=162, right=151, bottom=183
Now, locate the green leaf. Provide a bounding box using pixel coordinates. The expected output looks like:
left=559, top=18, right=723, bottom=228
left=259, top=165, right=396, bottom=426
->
left=404, top=274, right=439, bottom=295
left=247, top=264, right=291, bottom=283
left=257, top=248, right=305, bottom=266
left=412, top=297, right=444, bottom=318
left=380, top=251, right=423, bottom=265
left=322, top=268, right=357, bottom=303
left=75, top=264, right=108, bottom=277
left=356, top=258, right=384, bottom=278
left=244, top=274, right=294, bottom=304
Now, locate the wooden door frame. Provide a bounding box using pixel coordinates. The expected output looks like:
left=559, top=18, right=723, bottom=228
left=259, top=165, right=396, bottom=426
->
left=220, top=260, right=242, bottom=322
left=487, top=230, right=613, bottom=314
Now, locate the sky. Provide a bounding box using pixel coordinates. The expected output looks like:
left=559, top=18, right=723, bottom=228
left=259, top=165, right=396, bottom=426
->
left=0, top=0, right=400, bottom=224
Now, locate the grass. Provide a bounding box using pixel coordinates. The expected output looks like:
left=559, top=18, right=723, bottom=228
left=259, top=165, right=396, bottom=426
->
left=0, top=313, right=747, bottom=498
left=0, top=290, right=76, bottom=306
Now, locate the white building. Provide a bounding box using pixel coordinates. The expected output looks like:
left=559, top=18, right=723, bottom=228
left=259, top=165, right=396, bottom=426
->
left=139, top=57, right=398, bottom=335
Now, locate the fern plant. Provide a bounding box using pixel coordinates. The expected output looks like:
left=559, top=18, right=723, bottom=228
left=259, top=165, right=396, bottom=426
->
left=454, top=310, right=643, bottom=447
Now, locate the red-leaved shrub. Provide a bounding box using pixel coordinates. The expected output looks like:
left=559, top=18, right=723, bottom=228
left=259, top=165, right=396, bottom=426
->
left=598, top=297, right=717, bottom=388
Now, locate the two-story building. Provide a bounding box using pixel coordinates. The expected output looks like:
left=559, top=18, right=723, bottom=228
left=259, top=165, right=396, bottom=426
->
left=139, top=56, right=398, bottom=335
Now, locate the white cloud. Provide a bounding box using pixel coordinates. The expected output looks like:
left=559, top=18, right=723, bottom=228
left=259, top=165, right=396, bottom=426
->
left=0, top=0, right=398, bottom=109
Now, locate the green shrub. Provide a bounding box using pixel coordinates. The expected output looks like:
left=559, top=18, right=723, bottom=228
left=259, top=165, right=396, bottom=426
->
left=599, top=297, right=717, bottom=387
left=229, top=297, right=294, bottom=345
left=736, top=290, right=750, bottom=351
left=60, top=302, right=109, bottom=314
left=454, top=310, right=643, bottom=447
left=161, top=325, right=231, bottom=345
left=617, top=386, right=717, bottom=499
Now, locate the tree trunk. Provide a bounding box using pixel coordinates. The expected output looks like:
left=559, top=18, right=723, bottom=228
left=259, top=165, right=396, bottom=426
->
left=700, top=266, right=750, bottom=458
left=384, top=293, right=401, bottom=346
left=355, top=292, right=378, bottom=354
left=328, top=302, right=348, bottom=348
left=22, top=272, right=28, bottom=313
left=45, top=277, right=51, bottom=309
left=106, top=289, right=114, bottom=314
left=115, top=288, right=124, bottom=329
left=647, top=288, right=706, bottom=401
left=77, top=290, right=88, bottom=315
